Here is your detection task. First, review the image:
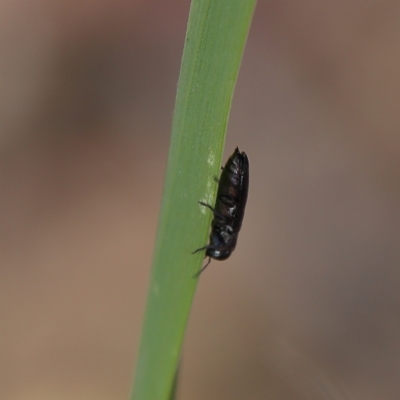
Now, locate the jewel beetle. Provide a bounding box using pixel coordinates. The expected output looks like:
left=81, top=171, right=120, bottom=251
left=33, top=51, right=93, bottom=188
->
left=193, top=147, right=249, bottom=277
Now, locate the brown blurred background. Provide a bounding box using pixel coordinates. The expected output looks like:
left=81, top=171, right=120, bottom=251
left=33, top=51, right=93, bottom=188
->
left=1, top=1, right=400, bottom=399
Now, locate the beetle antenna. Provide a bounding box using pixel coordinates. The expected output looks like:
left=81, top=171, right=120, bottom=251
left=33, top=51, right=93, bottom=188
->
left=193, top=257, right=212, bottom=278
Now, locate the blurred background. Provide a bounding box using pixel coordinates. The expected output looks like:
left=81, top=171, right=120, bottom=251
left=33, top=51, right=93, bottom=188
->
left=2, top=1, right=400, bottom=399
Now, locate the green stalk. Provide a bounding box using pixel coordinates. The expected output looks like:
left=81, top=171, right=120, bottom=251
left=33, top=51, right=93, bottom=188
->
left=131, top=1, right=256, bottom=399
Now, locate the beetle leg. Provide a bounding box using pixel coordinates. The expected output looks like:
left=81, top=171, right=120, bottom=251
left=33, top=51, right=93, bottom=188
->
left=193, top=257, right=212, bottom=278
left=198, top=201, right=215, bottom=212
left=192, top=241, right=218, bottom=254
left=193, top=241, right=220, bottom=256
left=192, top=245, right=208, bottom=254
left=198, top=201, right=226, bottom=220
left=199, top=201, right=229, bottom=223
left=219, top=194, right=236, bottom=207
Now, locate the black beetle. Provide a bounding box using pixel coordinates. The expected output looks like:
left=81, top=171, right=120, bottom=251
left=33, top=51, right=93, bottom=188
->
left=193, top=147, right=249, bottom=277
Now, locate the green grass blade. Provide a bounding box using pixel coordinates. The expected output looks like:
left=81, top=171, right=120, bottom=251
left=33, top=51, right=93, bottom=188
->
left=130, top=1, right=256, bottom=399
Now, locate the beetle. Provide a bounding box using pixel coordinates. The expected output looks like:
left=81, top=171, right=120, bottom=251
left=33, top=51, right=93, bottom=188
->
left=193, top=147, right=249, bottom=277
